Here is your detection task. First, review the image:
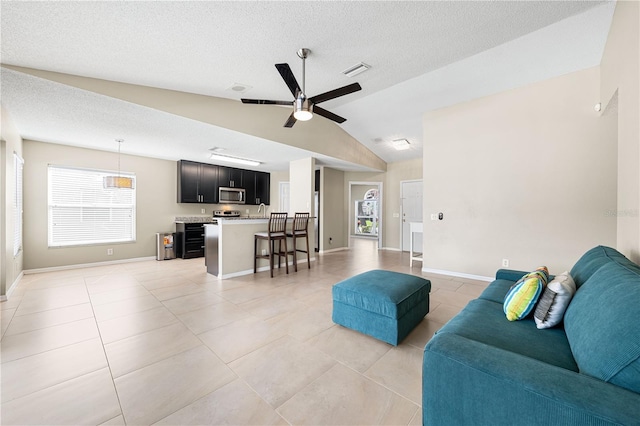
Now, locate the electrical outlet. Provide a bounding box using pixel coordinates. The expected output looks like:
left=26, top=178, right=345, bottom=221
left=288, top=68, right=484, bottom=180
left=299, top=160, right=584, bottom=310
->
left=262, top=249, right=266, bottom=256
left=329, top=237, right=333, bottom=244
left=430, top=213, right=437, bottom=221
left=502, top=258, right=509, bottom=267
left=246, top=209, right=250, bottom=214
left=201, top=208, right=206, bottom=214
left=107, top=249, right=113, bottom=256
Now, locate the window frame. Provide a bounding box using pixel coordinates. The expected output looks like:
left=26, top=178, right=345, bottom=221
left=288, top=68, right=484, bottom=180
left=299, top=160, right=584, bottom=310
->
left=47, top=165, right=137, bottom=248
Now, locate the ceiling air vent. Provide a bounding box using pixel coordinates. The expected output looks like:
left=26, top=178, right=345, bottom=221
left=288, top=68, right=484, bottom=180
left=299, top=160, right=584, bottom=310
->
left=342, top=62, right=371, bottom=78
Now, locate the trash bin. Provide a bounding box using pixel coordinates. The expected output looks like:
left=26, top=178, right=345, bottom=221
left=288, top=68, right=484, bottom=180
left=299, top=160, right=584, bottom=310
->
left=156, top=233, right=176, bottom=260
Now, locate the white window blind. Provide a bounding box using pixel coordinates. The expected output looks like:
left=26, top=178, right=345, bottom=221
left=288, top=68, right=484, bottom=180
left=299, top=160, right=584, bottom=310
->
left=48, top=165, right=136, bottom=247
left=14, top=153, right=24, bottom=256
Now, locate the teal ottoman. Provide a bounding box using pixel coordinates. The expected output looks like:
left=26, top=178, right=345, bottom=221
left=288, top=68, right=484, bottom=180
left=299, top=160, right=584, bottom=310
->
left=332, top=270, right=431, bottom=345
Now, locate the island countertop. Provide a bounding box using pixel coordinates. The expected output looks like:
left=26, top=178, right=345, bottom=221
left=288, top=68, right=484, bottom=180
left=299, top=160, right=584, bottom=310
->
left=203, top=218, right=315, bottom=279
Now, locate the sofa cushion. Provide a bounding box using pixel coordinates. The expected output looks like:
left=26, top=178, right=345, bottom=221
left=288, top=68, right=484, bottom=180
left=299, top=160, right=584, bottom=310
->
left=534, top=272, right=576, bottom=330
left=438, top=298, right=578, bottom=371
left=503, top=267, right=549, bottom=321
left=564, top=261, right=640, bottom=393
left=570, top=245, right=640, bottom=288
left=479, top=279, right=514, bottom=303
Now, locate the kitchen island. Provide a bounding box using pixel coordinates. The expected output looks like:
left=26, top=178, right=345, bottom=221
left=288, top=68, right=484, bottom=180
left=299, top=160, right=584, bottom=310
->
left=204, top=217, right=314, bottom=279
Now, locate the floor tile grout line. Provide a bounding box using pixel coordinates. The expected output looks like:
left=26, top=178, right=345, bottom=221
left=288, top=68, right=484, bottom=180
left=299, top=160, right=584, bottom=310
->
left=86, top=277, right=128, bottom=426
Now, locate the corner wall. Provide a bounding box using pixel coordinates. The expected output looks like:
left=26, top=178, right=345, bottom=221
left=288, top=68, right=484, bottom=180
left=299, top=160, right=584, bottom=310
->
left=320, top=167, right=346, bottom=251
left=600, top=0, right=640, bottom=262
left=422, top=67, right=617, bottom=277
left=1, top=107, right=24, bottom=297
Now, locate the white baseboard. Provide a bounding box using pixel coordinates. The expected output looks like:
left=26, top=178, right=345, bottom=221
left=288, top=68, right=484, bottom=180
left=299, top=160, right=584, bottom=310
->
left=319, top=247, right=348, bottom=254
left=24, top=256, right=157, bottom=275
left=1, top=271, right=24, bottom=300
left=221, top=258, right=315, bottom=279
left=380, top=247, right=402, bottom=251
left=421, top=267, right=493, bottom=282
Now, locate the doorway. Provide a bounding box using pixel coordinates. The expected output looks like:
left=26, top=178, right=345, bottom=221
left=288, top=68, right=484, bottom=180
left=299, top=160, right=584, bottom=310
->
left=401, top=180, right=423, bottom=252
left=348, top=181, right=383, bottom=248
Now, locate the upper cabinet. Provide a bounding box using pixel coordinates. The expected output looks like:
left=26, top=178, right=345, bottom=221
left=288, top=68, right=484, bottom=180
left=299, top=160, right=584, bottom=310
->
left=177, top=160, right=270, bottom=205
left=218, top=167, right=243, bottom=188
left=177, top=160, right=219, bottom=203
left=241, top=170, right=270, bottom=205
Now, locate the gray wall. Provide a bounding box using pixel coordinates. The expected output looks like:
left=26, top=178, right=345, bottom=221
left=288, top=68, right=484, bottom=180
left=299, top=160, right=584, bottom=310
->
left=22, top=140, right=269, bottom=270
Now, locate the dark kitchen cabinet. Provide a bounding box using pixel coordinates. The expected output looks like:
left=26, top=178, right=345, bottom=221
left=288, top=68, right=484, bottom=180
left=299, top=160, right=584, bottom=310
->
left=175, top=222, right=206, bottom=259
left=218, top=166, right=242, bottom=188
left=178, top=160, right=270, bottom=205
left=177, top=160, right=218, bottom=203
left=241, top=170, right=270, bottom=205
left=255, top=171, right=270, bottom=205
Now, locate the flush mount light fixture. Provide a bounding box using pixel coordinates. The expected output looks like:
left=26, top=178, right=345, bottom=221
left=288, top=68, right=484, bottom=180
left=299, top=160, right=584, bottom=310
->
left=342, top=62, right=371, bottom=78
left=391, top=138, right=411, bottom=151
left=104, top=139, right=134, bottom=189
left=209, top=153, right=261, bottom=167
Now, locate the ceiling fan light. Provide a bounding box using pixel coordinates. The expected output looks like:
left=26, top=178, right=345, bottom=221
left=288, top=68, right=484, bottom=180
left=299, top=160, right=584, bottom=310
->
left=294, top=97, right=313, bottom=121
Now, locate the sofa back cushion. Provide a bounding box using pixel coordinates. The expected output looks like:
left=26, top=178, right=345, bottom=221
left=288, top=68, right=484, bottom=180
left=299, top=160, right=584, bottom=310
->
left=564, top=261, right=640, bottom=394
left=570, top=245, right=639, bottom=288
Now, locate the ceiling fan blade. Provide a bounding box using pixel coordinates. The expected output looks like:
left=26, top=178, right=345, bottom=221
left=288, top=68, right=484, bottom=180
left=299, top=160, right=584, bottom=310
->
left=309, top=82, right=362, bottom=104
left=313, top=106, right=346, bottom=124
left=241, top=99, right=292, bottom=106
left=284, top=112, right=297, bottom=128
left=275, top=63, right=301, bottom=97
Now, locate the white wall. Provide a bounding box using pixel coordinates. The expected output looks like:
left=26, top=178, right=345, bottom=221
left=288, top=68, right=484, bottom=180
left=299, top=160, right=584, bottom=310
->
left=600, top=0, right=640, bottom=262
left=422, top=67, right=617, bottom=278
left=289, top=157, right=315, bottom=214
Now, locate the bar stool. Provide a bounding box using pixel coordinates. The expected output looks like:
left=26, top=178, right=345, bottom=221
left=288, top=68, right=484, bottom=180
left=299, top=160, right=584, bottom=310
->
left=254, top=212, right=289, bottom=278
left=287, top=212, right=311, bottom=272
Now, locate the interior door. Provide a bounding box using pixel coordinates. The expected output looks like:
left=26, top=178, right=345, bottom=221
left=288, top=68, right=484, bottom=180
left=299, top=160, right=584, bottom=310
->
left=401, top=180, right=423, bottom=252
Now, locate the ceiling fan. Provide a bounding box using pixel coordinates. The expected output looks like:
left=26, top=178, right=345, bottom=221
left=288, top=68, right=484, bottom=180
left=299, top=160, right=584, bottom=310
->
left=241, top=48, right=362, bottom=128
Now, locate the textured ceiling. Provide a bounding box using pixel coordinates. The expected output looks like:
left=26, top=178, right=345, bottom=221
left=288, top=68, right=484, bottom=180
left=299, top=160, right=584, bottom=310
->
left=0, top=1, right=615, bottom=171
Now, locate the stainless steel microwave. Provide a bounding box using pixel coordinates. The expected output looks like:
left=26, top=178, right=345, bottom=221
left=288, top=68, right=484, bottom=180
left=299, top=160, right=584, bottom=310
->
left=219, top=187, right=245, bottom=204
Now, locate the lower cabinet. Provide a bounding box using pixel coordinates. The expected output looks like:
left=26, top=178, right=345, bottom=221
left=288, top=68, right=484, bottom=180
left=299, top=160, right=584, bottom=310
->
left=175, top=222, right=206, bottom=259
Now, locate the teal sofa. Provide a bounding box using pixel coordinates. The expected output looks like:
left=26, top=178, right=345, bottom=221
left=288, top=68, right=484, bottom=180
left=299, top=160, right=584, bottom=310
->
left=422, top=246, right=640, bottom=425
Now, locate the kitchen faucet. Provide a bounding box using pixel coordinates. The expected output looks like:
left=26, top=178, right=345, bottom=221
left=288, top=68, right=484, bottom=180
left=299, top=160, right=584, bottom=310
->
left=258, top=203, right=266, bottom=218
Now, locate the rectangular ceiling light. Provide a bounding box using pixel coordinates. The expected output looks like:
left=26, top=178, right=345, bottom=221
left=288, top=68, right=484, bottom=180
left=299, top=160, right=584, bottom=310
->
left=210, top=153, right=261, bottom=167
left=342, top=62, right=371, bottom=78
left=391, top=138, right=411, bottom=151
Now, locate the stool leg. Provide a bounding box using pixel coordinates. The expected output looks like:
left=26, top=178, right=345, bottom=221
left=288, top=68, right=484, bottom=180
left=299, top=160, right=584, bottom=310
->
left=269, top=239, right=274, bottom=278
left=305, top=233, right=310, bottom=269
left=254, top=236, right=258, bottom=274
left=292, top=235, right=298, bottom=272
left=283, top=236, right=289, bottom=274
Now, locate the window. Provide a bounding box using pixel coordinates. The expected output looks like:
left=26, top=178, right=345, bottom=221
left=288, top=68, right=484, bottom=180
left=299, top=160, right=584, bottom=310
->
left=48, top=165, right=136, bottom=247
left=14, top=153, right=24, bottom=256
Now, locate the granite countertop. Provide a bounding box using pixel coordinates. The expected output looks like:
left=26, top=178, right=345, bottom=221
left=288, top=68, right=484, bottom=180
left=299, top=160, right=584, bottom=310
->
left=175, top=216, right=216, bottom=223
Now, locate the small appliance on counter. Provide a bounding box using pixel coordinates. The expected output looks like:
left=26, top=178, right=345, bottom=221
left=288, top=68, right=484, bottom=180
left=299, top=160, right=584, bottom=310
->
left=213, top=210, right=241, bottom=218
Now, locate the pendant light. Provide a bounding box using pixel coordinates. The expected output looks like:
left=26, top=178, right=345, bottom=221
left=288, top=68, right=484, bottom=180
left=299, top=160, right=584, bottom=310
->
left=103, top=139, right=134, bottom=189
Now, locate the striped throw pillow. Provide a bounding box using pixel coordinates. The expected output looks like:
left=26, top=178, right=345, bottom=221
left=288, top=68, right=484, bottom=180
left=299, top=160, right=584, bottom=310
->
left=503, top=266, right=549, bottom=321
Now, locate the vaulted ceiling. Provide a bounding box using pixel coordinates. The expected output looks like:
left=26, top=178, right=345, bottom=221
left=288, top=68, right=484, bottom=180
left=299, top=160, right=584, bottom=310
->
left=1, top=1, right=615, bottom=171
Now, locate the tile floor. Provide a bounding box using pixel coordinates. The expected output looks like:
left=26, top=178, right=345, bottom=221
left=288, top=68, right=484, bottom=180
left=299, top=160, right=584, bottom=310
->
left=0, top=238, right=488, bottom=425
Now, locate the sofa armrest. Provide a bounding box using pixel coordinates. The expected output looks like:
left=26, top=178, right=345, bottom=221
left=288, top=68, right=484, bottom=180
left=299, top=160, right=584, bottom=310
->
left=423, top=332, right=640, bottom=425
